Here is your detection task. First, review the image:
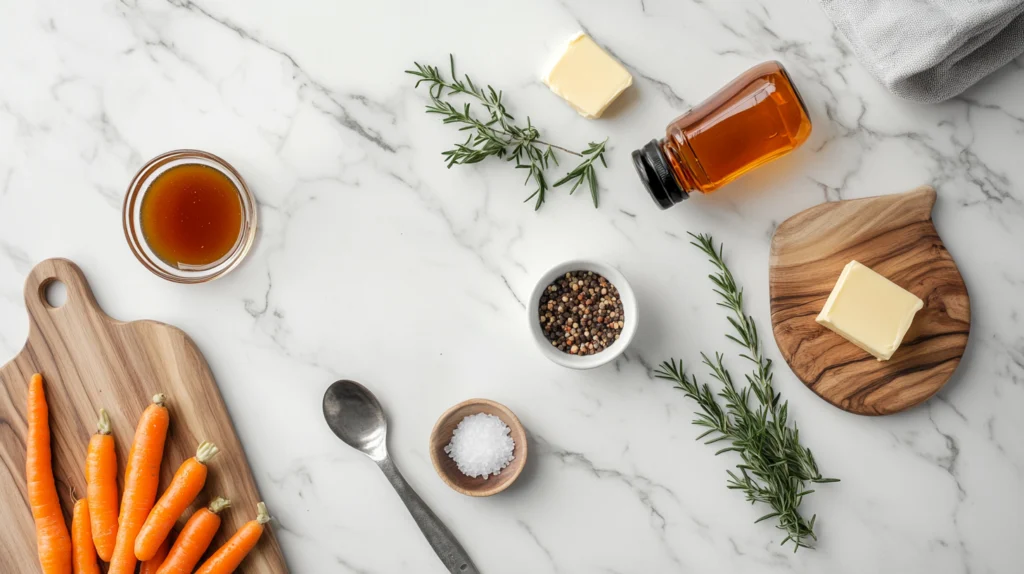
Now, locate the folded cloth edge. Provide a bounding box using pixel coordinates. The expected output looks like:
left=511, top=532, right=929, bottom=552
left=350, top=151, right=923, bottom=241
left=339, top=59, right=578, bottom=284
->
left=821, top=0, right=1024, bottom=103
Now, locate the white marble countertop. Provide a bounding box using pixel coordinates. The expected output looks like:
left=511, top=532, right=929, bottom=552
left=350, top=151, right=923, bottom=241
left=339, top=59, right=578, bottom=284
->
left=2, top=0, right=1023, bottom=572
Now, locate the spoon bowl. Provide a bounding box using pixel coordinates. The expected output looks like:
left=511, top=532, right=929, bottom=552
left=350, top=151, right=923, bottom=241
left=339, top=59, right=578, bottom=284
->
left=323, top=379, right=388, bottom=460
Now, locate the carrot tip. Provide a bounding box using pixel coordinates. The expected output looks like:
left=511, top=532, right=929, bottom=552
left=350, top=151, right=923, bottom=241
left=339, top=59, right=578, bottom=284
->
left=209, top=496, right=232, bottom=514
left=152, top=393, right=166, bottom=406
left=196, top=441, right=220, bottom=464
left=256, top=502, right=271, bottom=525
left=97, top=408, right=112, bottom=435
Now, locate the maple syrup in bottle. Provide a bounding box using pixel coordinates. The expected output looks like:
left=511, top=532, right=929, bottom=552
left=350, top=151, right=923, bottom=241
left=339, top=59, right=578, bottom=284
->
left=140, top=163, right=243, bottom=269
left=632, top=61, right=811, bottom=209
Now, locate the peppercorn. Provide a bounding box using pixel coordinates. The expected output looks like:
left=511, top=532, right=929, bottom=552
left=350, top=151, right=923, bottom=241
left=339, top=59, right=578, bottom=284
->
left=538, top=270, right=625, bottom=356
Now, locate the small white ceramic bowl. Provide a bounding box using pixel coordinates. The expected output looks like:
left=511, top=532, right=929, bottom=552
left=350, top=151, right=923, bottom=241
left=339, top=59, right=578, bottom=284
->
left=528, top=260, right=638, bottom=369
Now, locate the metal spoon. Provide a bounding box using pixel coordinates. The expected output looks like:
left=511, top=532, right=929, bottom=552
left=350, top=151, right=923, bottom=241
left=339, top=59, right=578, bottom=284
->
left=323, top=380, right=479, bottom=574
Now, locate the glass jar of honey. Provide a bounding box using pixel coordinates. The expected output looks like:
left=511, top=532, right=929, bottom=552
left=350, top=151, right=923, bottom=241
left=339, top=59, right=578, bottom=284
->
left=632, top=61, right=811, bottom=209
left=123, top=150, right=257, bottom=283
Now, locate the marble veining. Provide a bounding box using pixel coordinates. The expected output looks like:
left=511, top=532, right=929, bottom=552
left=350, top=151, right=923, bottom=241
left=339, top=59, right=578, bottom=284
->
left=2, top=0, right=1024, bottom=572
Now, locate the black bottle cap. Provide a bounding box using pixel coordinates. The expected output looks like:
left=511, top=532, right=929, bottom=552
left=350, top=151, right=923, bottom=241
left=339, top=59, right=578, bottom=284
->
left=632, top=140, right=688, bottom=209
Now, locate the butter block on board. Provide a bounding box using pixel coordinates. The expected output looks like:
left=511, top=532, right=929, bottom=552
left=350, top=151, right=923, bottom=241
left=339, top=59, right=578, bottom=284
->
left=816, top=260, right=924, bottom=361
left=543, top=32, right=633, bottom=119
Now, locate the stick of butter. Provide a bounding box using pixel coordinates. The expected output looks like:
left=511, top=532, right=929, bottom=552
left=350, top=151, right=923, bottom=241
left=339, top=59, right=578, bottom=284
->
left=543, top=32, right=633, bottom=119
left=815, top=261, right=924, bottom=361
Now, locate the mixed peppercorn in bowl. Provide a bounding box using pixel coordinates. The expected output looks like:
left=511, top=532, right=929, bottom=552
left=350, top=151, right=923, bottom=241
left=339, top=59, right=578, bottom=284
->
left=527, top=260, right=637, bottom=369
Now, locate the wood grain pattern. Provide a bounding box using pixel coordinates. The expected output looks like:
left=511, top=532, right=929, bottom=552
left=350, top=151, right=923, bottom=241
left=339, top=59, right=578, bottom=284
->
left=769, top=186, right=971, bottom=415
left=429, top=399, right=527, bottom=497
left=0, top=259, right=288, bottom=572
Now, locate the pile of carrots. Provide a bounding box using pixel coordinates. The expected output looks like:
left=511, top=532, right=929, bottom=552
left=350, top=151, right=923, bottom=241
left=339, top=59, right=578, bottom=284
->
left=26, top=373, right=272, bottom=574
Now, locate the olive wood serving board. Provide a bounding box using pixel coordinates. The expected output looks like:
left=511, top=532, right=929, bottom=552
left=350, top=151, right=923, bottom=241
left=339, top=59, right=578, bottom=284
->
left=769, top=186, right=970, bottom=415
left=0, top=259, right=287, bottom=572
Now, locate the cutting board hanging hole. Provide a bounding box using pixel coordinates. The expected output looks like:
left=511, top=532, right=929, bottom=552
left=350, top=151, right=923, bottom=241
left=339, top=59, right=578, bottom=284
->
left=43, top=279, right=67, bottom=309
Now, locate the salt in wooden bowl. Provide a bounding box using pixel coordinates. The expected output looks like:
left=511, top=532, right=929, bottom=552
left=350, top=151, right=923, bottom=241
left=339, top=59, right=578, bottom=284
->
left=429, top=399, right=527, bottom=497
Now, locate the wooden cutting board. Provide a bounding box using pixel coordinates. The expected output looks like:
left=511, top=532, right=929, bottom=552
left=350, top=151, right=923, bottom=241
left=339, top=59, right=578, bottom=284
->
left=0, top=258, right=288, bottom=572
left=769, top=186, right=971, bottom=415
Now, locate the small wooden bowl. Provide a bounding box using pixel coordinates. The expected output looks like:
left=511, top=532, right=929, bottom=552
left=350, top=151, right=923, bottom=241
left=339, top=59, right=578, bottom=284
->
left=429, top=399, right=527, bottom=497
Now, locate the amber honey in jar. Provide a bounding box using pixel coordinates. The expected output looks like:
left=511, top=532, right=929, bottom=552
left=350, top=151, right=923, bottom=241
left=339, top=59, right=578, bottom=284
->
left=124, top=150, right=257, bottom=283
left=632, top=61, right=811, bottom=209
left=141, top=163, right=243, bottom=267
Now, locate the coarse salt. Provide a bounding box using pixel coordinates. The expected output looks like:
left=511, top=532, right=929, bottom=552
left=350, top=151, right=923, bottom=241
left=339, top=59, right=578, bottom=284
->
left=444, top=413, right=515, bottom=479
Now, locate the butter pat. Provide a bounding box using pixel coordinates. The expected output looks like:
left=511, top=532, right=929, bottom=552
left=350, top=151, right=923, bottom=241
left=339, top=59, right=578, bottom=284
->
left=816, top=261, right=923, bottom=361
left=543, top=32, right=632, bottom=119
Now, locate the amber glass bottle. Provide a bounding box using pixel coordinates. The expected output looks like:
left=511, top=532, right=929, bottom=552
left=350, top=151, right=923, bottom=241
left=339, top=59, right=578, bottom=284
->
left=632, top=61, right=811, bottom=209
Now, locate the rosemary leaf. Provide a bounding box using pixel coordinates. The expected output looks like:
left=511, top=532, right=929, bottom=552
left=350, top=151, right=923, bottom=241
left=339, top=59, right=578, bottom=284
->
left=654, top=233, right=838, bottom=552
left=552, top=138, right=608, bottom=208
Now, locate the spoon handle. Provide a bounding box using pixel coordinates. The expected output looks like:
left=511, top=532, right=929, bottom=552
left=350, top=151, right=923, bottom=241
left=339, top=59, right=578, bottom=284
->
left=377, top=456, right=479, bottom=574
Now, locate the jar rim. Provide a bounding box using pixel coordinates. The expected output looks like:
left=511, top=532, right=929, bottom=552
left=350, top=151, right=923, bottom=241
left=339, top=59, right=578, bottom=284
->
left=122, top=149, right=258, bottom=284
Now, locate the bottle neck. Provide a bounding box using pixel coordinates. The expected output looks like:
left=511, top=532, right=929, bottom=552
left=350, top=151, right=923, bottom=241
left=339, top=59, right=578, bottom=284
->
left=631, top=139, right=691, bottom=209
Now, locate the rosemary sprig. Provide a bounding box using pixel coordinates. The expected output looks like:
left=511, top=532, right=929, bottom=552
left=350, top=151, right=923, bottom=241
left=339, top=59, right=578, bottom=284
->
left=655, top=233, right=838, bottom=552
left=406, top=56, right=609, bottom=209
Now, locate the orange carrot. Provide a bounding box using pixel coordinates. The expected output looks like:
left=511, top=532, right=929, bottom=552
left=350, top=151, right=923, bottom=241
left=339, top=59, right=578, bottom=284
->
left=156, top=497, right=231, bottom=574
left=139, top=533, right=172, bottom=574
left=135, top=441, right=219, bottom=560
left=86, top=408, right=118, bottom=562
left=26, top=373, right=72, bottom=574
left=194, top=502, right=271, bottom=574
left=71, top=497, right=100, bottom=574
left=108, top=394, right=169, bottom=574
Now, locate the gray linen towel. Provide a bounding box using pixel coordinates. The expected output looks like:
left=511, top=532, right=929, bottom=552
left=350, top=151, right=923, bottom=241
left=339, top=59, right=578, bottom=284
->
left=821, top=0, right=1024, bottom=103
